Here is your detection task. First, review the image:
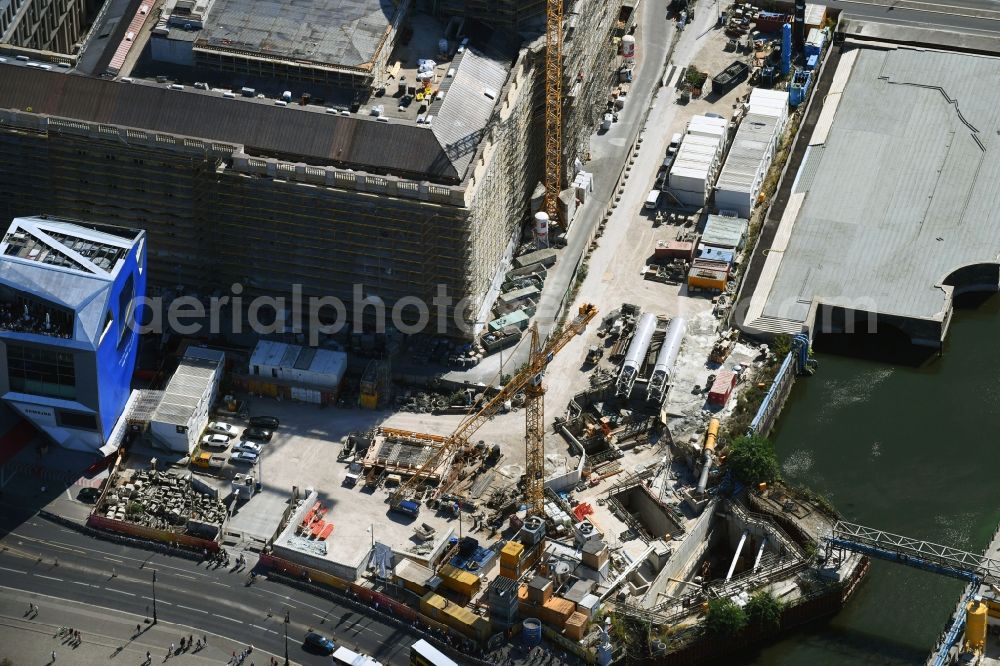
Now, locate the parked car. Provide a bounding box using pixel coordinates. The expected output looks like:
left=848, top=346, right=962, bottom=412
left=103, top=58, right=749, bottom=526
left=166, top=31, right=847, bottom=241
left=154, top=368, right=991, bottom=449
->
left=230, top=450, right=259, bottom=465
left=233, top=441, right=262, bottom=455
left=303, top=632, right=336, bottom=655
left=242, top=427, right=272, bottom=442
left=77, top=486, right=100, bottom=503
left=248, top=416, right=279, bottom=429
left=207, top=421, right=238, bottom=438
left=201, top=434, right=230, bottom=449
left=667, top=132, right=682, bottom=157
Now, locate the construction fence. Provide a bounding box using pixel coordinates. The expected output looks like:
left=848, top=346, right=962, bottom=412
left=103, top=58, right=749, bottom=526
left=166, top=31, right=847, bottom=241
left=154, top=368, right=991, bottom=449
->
left=87, top=514, right=221, bottom=553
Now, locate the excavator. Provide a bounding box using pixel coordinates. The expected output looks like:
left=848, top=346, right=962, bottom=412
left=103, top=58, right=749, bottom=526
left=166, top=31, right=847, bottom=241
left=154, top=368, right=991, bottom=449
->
left=388, top=303, right=598, bottom=518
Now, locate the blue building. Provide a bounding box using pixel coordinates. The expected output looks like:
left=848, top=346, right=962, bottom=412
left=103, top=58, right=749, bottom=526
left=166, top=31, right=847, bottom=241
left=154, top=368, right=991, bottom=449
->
left=0, top=216, right=146, bottom=452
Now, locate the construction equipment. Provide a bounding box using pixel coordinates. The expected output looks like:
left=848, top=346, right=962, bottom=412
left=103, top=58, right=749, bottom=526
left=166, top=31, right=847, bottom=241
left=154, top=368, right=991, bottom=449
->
left=388, top=304, right=598, bottom=514
left=543, top=0, right=564, bottom=221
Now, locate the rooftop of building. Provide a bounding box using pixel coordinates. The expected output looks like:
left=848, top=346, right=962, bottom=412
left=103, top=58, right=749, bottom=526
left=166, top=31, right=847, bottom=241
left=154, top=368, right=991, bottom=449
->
left=714, top=112, right=781, bottom=193
left=746, top=43, right=1000, bottom=333
left=193, top=0, right=398, bottom=69
left=250, top=340, right=346, bottom=378
left=150, top=347, right=225, bottom=426
left=0, top=216, right=144, bottom=345
left=0, top=18, right=520, bottom=185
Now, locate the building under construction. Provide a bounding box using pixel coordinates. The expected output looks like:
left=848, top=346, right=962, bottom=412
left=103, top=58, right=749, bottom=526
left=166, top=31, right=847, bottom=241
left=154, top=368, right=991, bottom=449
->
left=0, top=0, right=626, bottom=337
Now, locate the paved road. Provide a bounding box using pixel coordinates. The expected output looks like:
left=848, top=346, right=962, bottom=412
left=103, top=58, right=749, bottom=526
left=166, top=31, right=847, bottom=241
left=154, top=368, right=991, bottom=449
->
left=0, top=514, right=427, bottom=665
left=439, top=0, right=676, bottom=386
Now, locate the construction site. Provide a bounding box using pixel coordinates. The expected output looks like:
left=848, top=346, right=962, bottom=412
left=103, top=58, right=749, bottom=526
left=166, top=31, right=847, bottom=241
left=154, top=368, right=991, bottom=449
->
left=0, top=0, right=631, bottom=336
left=14, top=0, right=1000, bottom=659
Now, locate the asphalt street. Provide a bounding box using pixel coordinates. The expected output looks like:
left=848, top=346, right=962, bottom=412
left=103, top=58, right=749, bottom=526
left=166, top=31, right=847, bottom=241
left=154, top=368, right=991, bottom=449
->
left=0, top=514, right=424, bottom=665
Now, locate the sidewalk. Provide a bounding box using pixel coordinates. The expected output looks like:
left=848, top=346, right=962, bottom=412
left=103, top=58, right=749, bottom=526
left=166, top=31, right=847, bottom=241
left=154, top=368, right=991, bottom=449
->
left=0, top=587, right=282, bottom=665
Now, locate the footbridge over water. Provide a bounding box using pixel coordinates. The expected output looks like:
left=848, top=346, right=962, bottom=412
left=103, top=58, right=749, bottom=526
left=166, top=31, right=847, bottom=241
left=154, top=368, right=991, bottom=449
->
left=824, top=521, right=1000, bottom=584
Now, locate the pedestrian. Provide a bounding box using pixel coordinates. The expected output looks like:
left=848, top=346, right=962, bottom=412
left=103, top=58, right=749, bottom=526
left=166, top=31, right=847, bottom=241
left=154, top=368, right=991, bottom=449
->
left=180, top=637, right=186, bottom=650
left=202, top=634, right=207, bottom=645
left=170, top=642, right=174, bottom=654
left=50, top=650, right=56, bottom=662
left=188, top=634, right=193, bottom=648
left=146, top=651, right=151, bottom=663
left=112, top=566, right=117, bottom=577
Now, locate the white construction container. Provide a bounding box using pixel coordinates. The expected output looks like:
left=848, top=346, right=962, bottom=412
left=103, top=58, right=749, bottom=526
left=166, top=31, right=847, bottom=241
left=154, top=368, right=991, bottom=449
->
left=747, top=88, right=789, bottom=127
left=714, top=111, right=783, bottom=217
left=668, top=133, right=723, bottom=206
left=687, top=114, right=727, bottom=140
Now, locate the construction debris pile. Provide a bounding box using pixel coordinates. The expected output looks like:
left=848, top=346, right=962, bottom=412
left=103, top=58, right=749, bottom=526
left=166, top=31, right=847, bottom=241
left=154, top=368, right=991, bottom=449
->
left=99, top=468, right=228, bottom=535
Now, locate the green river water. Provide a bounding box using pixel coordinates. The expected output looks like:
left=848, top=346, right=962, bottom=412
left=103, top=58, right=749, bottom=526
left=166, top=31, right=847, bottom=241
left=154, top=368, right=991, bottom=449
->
left=745, top=295, right=1000, bottom=666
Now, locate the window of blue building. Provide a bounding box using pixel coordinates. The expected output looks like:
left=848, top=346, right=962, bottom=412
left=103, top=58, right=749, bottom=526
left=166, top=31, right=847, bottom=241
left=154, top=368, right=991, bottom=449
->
left=6, top=344, right=76, bottom=400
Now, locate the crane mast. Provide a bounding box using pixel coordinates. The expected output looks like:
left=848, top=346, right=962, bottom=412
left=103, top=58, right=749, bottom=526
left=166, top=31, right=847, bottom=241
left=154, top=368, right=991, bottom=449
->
left=388, top=304, right=597, bottom=511
left=543, top=0, right=564, bottom=221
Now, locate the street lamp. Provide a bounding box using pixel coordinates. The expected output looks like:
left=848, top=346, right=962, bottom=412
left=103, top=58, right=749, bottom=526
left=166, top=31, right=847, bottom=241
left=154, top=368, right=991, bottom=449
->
left=151, top=570, right=158, bottom=624
left=283, top=610, right=290, bottom=666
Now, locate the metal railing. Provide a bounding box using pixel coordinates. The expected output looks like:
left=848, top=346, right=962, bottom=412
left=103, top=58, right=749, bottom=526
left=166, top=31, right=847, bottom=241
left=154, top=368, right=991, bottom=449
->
left=826, top=521, right=1000, bottom=584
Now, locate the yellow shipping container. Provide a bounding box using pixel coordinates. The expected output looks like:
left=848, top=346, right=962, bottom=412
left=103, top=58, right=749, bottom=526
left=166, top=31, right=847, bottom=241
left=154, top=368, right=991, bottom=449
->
left=500, top=541, right=524, bottom=566
left=420, top=593, right=490, bottom=642
left=438, top=564, right=481, bottom=598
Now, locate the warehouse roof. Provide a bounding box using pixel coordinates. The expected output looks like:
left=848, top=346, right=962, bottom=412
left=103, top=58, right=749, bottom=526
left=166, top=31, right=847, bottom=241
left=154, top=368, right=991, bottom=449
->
left=749, top=45, right=1000, bottom=333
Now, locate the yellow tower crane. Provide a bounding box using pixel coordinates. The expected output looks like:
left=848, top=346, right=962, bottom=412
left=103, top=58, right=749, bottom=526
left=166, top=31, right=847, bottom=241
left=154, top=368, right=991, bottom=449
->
left=543, top=0, right=564, bottom=221
left=388, top=304, right=598, bottom=514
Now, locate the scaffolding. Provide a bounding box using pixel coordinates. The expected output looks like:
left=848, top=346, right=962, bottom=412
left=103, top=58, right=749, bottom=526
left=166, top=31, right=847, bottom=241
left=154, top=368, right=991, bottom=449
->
left=359, top=358, right=391, bottom=409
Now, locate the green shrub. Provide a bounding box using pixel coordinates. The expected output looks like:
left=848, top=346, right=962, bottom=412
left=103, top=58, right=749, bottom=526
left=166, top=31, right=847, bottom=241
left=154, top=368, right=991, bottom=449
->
left=704, top=597, right=746, bottom=637
left=727, top=435, right=780, bottom=486
left=745, top=590, right=783, bottom=630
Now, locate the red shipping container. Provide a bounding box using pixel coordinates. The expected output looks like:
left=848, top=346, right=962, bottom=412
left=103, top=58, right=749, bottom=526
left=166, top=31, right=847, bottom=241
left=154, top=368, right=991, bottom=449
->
left=654, top=240, right=695, bottom=260
left=708, top=371, right=737, bottom=406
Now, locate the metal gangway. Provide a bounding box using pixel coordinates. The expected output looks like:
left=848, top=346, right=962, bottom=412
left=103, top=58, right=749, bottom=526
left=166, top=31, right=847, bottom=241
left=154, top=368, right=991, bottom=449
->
left=825, top=521, right=1000, bottom=584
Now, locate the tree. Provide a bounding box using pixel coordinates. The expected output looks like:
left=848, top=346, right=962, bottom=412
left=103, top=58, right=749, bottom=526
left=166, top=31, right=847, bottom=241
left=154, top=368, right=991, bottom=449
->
left=704, top=597, right=746, bottom=638
left=745, top=590, right=783, bottom=631
left=727, top=435, right=780, bottom=486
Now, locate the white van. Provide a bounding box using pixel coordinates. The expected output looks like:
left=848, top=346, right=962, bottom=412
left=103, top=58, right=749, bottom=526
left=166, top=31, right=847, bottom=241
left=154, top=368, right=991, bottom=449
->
left=644, top=189, right=661, bottom=210
left=667, top=132, right=683, bottom=157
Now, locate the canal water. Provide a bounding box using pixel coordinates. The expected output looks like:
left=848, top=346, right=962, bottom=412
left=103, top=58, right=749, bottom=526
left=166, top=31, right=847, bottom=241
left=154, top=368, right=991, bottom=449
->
left=748, top=294, right=1000, bottom=666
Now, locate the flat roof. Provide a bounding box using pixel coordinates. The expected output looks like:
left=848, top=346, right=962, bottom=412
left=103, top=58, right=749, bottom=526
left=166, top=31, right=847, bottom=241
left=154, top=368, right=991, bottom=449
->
left=750, top=44, right=1000, bottom=330
left=151, top=347, right=225, bottom=426
left=198, top=0, right=397, bottom=68
left=0, top=19, right=519, bottom=184
left=715, top=112, right=780, bottom=194
left=250, top=340, right=346, bottom=379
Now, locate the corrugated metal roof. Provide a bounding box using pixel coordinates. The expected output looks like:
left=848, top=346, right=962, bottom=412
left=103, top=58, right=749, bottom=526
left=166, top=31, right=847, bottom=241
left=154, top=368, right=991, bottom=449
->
left=761, top=46, right=1000, bottom=326
left=431, top=46, right=510, bottom=177
left=715, top=113, right=780, bottom=194
left=670, top=134, right=720, bottom=180
left=702, top=214, right=748, bottom=249
left=151, top=347, right=224, bottom=426
left=0, top=64, right=461, bottom=182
